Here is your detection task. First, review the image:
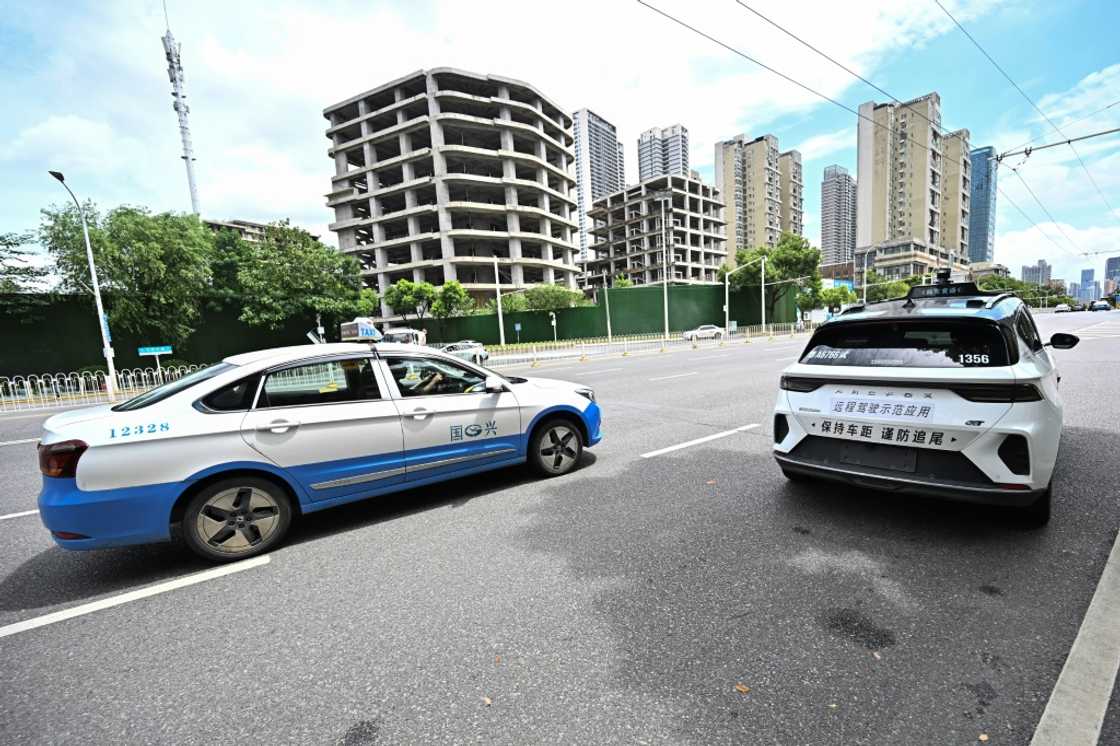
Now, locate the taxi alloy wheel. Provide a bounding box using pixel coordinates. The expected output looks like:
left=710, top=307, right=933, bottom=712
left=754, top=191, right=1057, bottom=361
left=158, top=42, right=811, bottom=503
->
left=532, top=421, right=583, bottom=476
left=183, top=477, right=292, bottom=562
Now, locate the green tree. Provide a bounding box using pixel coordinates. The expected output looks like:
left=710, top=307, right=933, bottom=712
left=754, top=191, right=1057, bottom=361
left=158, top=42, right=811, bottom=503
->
left=237, top=221, right=369, bottom=329
left=383, top=278, right=437, bottom=320
left=863, top=270, right=910, bottom=302
left=721, top=232, right=821, bottom=321
left=357, top=287, right=380, bottom=317
left=207, top=227, right=252, bottom=310
left=612, top=275, right=633, bottom=288
left=1, top=231, right=48, bottom=293
left=431, top=280, right=473, bottom=320
left=976, top=275, right=1072, bottom=308
left=820, top=285, right=857, bottom=310
left=39, top=203, right=214, bottom=344
left=482, top=291, right=529, bottom=314
left=522, top=284, right=589, bottom=311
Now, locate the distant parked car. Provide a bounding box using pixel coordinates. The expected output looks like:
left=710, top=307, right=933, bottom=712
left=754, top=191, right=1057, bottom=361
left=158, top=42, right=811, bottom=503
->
left=381, top=327, right=427, bottom=345
left=1054, top=303, right=1071, bottom=313
left=441, top=340, right=489, bottom=362
left=682, top=324, right=724, bottom=342
left=1071, top=303, right=1087, bottom=312
left=1090, top=300, right=1112, bottom=311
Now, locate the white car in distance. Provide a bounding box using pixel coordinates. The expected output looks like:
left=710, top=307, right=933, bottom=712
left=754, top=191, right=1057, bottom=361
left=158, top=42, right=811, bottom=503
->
left=682, top=324, right=724, bottom=342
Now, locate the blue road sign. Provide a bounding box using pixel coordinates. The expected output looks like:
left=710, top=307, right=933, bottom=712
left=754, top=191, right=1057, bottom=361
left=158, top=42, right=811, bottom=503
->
left=138, top=345, right=173, bottom=356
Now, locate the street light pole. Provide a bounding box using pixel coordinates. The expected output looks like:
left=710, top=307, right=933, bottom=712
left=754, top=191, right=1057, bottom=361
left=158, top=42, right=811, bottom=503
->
left=493, top=255, right=506, bottom=347
left=601, top=272, right=613, bottom=343
left=724, top=255, right=766, bottom=336
left=861, top=250, right=869, bottom=304
left=49, top=171, right=117, bottom=400
left=659, top=195, right=670, bottom=340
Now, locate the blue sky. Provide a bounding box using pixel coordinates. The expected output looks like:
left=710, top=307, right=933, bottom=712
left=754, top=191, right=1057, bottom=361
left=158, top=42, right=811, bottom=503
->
left=2, top=1, right=1118, bottom=285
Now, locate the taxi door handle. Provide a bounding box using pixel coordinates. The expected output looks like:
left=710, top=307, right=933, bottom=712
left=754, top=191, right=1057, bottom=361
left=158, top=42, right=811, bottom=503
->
left=408, top=408, right=431, bottom=421
left=259, top=418, right=300, bottom=434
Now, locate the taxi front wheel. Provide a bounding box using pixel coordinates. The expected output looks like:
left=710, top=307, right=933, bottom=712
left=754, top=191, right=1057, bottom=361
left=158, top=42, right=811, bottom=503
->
left=182, top=477, right=293, bottom=562
left=530, top=419, right=583, bottom=477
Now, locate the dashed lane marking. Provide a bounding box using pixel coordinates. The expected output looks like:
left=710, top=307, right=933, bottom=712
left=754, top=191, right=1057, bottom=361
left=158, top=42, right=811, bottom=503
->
left=649, top=372, right=698, bottom=382
left=0, top=509, right=39, bottom=521
left=0, top=555, right=272, bottom=640
left=640, top=424, right=759, bottom=458
left=0, top=438, right=38, bottom=447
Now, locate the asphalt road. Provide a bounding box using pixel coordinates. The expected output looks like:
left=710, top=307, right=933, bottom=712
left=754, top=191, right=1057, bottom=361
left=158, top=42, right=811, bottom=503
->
left=1, top=312, right=1118, bottom=744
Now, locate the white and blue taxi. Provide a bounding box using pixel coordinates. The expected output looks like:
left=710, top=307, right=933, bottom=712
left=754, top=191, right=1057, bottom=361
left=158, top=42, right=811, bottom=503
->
left=37, top=343, right=601, bottom=561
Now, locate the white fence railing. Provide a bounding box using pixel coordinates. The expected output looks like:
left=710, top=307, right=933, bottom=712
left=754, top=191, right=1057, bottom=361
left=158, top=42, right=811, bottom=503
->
left=0, top=365, right=205, bottom=413
left=483, top=322, right=816, bottom=369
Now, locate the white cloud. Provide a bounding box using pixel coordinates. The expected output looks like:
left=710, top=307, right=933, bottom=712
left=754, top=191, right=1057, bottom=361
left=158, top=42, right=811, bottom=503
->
left=0, top=0, right=1006, bottom=248
left=1036, top=63, right=1120, bottom=133
left=794, top=128, right=853, bottom=163
left=995, top=222, right=1120, bottom=285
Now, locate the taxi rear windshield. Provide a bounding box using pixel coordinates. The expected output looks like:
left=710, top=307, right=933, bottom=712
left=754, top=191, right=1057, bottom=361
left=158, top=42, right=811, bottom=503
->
left=801, top=321, right=1010, bottom=368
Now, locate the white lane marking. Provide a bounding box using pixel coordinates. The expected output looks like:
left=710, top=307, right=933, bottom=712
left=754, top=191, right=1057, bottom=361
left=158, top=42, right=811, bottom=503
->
left=641, top=424, right=759, bottom=458
left=0, top=509, right=39, bottom=521
left=694, top=353, right=731, bottom=360
left=1030, top=527, right=1120, bottom=746
left=581, top=367, right=623, bottom=375
left=0, top=555, right=271, bottom=640
left=649, top=372, right=698, bottom=382
left=0, top=438, right=38, bottom=447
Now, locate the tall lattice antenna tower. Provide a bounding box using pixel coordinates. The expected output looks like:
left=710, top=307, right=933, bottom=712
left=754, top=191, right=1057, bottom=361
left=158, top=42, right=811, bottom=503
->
left=161, top=1, right=200, bottom=214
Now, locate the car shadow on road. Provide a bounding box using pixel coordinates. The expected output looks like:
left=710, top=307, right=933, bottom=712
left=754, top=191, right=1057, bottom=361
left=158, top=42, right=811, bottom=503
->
left=0, top=454, right=597, bottom=612
left=287, top=453, right=598, bottom=549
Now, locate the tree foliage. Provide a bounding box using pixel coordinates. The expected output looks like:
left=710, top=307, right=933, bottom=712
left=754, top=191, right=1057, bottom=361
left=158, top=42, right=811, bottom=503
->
left=820, top=285, right=858, bottom=310
left=383, top=279, right=436, bottom=320
left=430, top=280, right=474, bottom=320
left=207, top=227, right=252, bottom=310
left=1, top=231, right=48, bottom=293
left=721, top=232, right=821, bottom=321
left=39, top=203, right=214, bottom=343
left=237, top=221, right=370, bottom=329
left=522, top=284, right=589, bottom=311
left=976, top=274, right=1073, bottom=307
left=482, top=291, right=529, bottom=314
left=862, top=270, right=911, bottom=302
left=612, top=275, right=633, bottom=288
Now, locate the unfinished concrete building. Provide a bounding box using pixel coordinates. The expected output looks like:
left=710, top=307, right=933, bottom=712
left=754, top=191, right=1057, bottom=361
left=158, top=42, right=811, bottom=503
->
left=584, top=174, right=726, bottom=287
left=323, top=68, right=580, bottom=316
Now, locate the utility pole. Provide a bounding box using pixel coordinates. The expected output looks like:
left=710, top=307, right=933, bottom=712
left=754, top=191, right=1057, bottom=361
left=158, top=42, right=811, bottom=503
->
left=162, top=1, right=200, bottom=214
left=493, top=256, right=506, bottom=346
left=601, top=272, right=613, bottom=343
left=659, top=192, right=670, bottom=340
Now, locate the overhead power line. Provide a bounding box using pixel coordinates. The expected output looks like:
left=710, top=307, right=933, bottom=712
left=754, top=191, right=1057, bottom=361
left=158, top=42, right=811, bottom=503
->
left=1010, top=99, right=1120, bottom=152
left=933, top=0, right=1117, bottom=221
left=718, top=0, right=1086, bottom=258
left=997, top=126, right=1120, bottom=162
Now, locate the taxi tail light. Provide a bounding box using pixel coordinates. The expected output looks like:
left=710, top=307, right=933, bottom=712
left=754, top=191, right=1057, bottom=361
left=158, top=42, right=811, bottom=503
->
left=51, top=530, right=89, bottom=540
left=780, top=376, right=823, bottom=393
left=38, top=439, right=88, bottom=478
left=950, top=384, right=1042, bottom=403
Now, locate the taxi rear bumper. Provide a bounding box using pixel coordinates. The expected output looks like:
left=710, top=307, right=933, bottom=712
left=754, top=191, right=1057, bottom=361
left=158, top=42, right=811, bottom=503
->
left=774, top=450, right=1043, bottom=507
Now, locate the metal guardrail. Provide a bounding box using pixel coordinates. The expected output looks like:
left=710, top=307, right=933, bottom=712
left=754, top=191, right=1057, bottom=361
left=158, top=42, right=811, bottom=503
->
left=0, top=365, right=204, bottom=413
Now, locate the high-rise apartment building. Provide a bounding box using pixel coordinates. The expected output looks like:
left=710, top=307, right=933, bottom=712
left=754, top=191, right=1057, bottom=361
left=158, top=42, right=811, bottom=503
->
left=322, top=68, right=580, bottom=317
left=1080, top=269, right=1099, bottom=302
left=1021, top=259, right=1052, bottom=285
left=638, top=124, right=689, bottom=181
left=820, top=165, right=857, bottom=265
left=585, top=174, right=725, bottom=287
left=968, top=146, right=997, bottom=263
left=713, top=133, right=803, bottom=253
left=779, top=150, right=804, bottom=237
left=1105, top=256, right=1120, bottom=281
left=572, top=108, right=625, bottom=263
left=941, top=129, right=971, bottom=258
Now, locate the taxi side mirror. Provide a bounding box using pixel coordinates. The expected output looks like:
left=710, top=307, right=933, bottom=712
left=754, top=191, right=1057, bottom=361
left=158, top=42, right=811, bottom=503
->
left=484, top=375, right=506, bottom=393
left=1046, top=332, right=1079, bottom=350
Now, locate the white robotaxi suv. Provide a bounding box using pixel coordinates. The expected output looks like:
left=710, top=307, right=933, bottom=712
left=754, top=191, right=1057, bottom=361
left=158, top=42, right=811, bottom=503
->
left=37, top=343, right=601, bottom=561
left=772, top=274, right=1079, bottom=524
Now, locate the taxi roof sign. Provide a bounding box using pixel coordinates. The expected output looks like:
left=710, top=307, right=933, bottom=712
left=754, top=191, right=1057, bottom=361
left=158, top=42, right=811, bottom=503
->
left=340, top=317, right=382, bottom=342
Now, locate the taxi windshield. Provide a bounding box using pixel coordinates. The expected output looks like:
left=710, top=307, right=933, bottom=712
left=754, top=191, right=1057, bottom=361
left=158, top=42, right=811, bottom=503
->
left=111, top=363, right=235, bottom=411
